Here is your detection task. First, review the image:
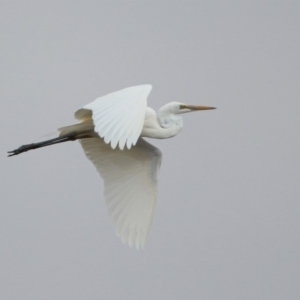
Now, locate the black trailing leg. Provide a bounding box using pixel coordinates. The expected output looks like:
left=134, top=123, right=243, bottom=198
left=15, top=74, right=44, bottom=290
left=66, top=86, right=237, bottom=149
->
left=8, top=132, right=79, bottom=157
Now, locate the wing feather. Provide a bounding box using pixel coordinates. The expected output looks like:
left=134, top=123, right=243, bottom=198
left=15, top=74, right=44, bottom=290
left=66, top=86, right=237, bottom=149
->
left=75, top=85, right=152, bottom=150
left=79, top=137, right=162, bottom=249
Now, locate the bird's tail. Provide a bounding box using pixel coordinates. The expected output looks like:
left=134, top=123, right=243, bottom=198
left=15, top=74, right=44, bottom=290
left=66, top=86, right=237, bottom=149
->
left=8, top=121, right=94, bottom=157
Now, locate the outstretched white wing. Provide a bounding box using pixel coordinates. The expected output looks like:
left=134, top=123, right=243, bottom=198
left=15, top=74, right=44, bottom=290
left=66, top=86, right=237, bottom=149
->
left=79, top=137, right=162, bottom=249
left=75, top=85, right=152, bottom=150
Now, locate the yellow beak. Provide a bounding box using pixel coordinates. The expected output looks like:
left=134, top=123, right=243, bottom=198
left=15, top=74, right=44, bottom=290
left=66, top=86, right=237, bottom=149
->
left=186, top=105, right=216, bottom=111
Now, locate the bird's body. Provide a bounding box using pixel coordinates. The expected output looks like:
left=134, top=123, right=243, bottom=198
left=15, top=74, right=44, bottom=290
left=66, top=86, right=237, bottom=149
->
left=8, top=85, right=215, bottom=249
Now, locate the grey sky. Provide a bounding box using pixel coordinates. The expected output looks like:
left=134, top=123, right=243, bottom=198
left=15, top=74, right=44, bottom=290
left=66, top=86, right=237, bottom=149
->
left=1, top=1, right=299, bottom=299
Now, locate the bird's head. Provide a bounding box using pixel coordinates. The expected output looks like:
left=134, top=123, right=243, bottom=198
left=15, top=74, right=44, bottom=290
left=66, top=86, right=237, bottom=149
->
left=160, top=102, right=216, bottom=114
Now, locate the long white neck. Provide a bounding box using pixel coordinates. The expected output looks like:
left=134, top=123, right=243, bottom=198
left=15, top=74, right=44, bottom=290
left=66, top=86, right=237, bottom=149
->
left=141, top=107, right=183, bottom=139
left=157, top=110, right=183, bottom=136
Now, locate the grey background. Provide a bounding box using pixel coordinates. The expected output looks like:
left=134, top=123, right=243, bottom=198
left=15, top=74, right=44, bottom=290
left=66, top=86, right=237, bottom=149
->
left=1, top=1, right=299, bottom=299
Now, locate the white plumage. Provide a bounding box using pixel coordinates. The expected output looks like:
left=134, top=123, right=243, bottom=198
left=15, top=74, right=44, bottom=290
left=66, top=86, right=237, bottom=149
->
left=8, top=84, right=215, bottom=249
left=75, top=85, right=152, bottom=150
left=80, top=137, right=161, bottom=249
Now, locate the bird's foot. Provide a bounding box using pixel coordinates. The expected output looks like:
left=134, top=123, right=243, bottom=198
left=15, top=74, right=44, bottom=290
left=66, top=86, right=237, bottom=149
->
left=7, top=144, right=35, bottom=157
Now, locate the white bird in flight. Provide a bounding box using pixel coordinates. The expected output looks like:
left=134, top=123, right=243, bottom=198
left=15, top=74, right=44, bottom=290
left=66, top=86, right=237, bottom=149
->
left=8, top=85, right=215, bottom=249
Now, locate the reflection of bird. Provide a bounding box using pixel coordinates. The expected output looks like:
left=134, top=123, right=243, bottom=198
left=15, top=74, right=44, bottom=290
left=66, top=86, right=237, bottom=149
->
left=8, top=85, right=215, bottom=249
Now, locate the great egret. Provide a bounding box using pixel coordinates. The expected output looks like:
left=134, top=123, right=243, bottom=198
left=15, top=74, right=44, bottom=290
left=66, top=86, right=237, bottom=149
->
left=8, top=85, right=215, bottom=249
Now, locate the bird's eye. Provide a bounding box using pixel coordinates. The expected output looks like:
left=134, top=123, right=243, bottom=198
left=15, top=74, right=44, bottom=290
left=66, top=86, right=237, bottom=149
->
left=179, top=104, right=187, bottom=110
